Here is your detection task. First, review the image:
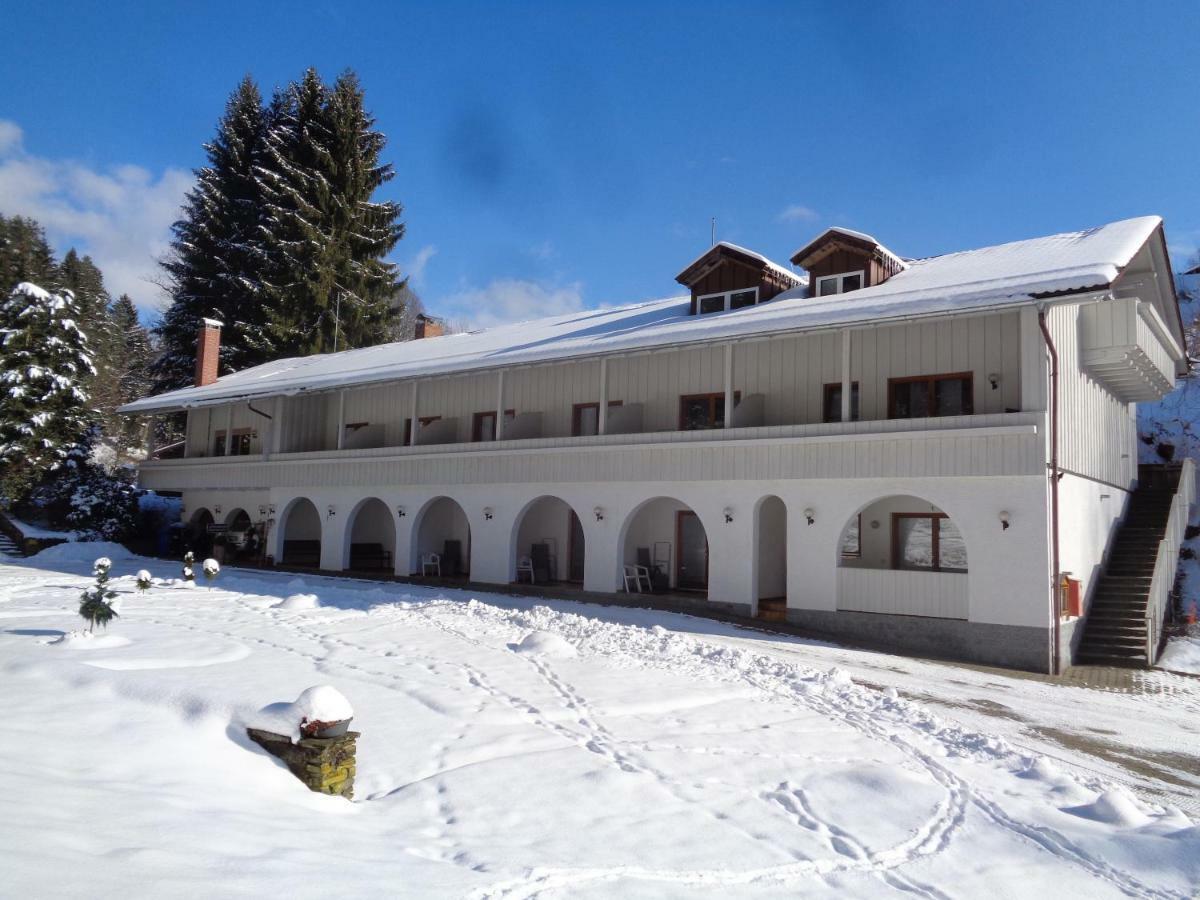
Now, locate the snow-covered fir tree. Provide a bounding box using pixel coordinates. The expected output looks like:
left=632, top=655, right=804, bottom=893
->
left=0, top=281, right=96, bottom=501
left=0, top=215, right=57, bottom=293
left=154, top=75, right=274, bottom=392
left=58, top=250, right=123, bottom=427
left=109, top=293, right=153, bottom=451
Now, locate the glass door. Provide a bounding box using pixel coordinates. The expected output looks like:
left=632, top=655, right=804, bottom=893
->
left=676, top=511, right=708, bottom=592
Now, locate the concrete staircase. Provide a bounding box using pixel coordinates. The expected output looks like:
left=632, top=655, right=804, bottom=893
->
left=1076, top=466, right=1181, bottom=667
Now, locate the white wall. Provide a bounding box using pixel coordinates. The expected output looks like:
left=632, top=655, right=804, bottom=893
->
left=1057, top=473, right=1127, bottom=615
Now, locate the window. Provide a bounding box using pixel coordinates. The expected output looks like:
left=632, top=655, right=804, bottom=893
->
left=472, top=409, right=515, bottom=442
left=841, top=514, right=861, bottom=558
left=823, top=382, right=860, bottom=423
left=696, top=287, right=758, bottom=315
left=404, top=415, right=441, bottom=446
left=678, top=391, right=739, bottom=430
left=213, top=429, right=253, bottom=456
left=815, top=271, right=865, bottom=297
left=572, top=400, right=623, bottom=436
left=892, top=513, right=967, bottom=572
left=888, top=373, right=973, bottom=419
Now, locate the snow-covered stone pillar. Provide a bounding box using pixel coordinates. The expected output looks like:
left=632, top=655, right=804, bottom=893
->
left=841, top=328, right=852, bottom=422
left=724, top=343, right=734, bottom=428
left=598, top=358, right=609, bottom=435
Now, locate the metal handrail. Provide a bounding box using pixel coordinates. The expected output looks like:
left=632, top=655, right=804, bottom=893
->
left=1145, top=459, right=1195, bottom=662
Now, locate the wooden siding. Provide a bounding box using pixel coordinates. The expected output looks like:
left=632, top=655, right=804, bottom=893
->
left=1048, top=304, right=1137, bottom=489
left=687, top=256, right=798, bottom=314
left=837, top=568, right=968, bottom=619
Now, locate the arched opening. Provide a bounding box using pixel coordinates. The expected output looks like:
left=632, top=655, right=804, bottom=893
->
left=223, top=508, right=258, bottom=563
left=279, top=498, right=322, bottom=569
left=837, top=495, right=968, bottom=619
left=619, top=497, right=708, bottom=596
left=411, top=496, right=470, bottom=579
left=344, top=497, right=397, bottom=572
left=511, top=496, right=583, bottom=584
left=186, top=508, right=214, bottom=557
left=755, top=495, right=787, bottom=620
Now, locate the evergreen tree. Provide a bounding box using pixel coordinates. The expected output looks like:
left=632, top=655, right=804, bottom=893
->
left=58, top=250, right=123, bottom=425
left=154, top=75, right=273, bottom=391
left=0, top=282, right=96, bottom=501
left=0, top=215, right=57, bottom=293
left=109, top=294, right=153, bottom=449
left=257, top=68, right=404, bottom=357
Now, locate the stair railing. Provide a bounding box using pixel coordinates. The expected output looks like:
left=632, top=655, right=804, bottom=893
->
left=1145, top=459, right=1196, bottom=663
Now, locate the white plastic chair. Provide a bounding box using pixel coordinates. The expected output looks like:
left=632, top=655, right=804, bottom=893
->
left=421, top=552, right=441, bottom=577
left=623, top=563, right=651, bottom=593
left=516, top=555, right=535, bottom=584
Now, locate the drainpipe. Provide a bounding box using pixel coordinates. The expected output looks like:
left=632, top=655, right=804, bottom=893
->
left=1038, top=309, right=1061, bottom=675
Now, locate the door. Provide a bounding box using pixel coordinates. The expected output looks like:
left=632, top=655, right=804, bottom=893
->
left=676, top=511, right=708, bottom=592
left=567, top=510, right=585, bottom=583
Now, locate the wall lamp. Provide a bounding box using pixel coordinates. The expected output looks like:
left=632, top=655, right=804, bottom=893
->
left=593, top=506, right=604, bottom=522
left=999, top=510, right=1011, bottom=530
left=327, top=505, right=336, bottom=519
left=483, top=507, right=494, bottom=521
left=723, top=507, right=734, bottom=524
left=268, top=504, right=276, bottom=517
left=988, top=372, right=1001, bottom=390
left=803, top=507, right=816, bottom=526
left=214, top=504, right=222, bottom=515
left=258, top=504, right=268, bottom=516
left=397, top=505, right=407, bottom=518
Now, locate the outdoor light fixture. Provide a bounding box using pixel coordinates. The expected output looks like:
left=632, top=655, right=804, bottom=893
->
left=397, top=506, right=406, bottom=518
left=483, top=507, right=494, bottom=521
left=723, top=507, right=734, bottom=524
left=988, top=373, right=1000, bottom=390
left=593, top=506, right=604, bottom=522
left=999, top=510, right=1011, bottom=530
left=327, top=505, right=336, bottom=519
left=803, top=507, right=815, bottom=526
left=214, top=504, right=222, bottom=515
left=268, top=504, right=276, bottom=516
left=258, top=505, right=268, bottom=516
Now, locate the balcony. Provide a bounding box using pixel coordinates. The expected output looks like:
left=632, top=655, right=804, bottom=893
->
left=1079, top=297, right=1180, bottom=402
left=139, top=411, right=1045, bottom=492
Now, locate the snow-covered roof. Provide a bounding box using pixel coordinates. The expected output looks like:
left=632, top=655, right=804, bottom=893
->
left=790, top=226, right=909, bottom=271
left=121, top=216, right=1165, bottom=413
left=201, top=317, right=225, bottom=328
left=676, top=241, right=805, bottom=287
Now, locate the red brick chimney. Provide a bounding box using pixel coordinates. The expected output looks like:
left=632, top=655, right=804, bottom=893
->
left=414, top=313, right=444, bottom=340
left=194, top=318, right=223, bottom=387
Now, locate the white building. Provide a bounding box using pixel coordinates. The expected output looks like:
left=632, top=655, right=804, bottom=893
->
left=121, top=217, right=1192, bottom=673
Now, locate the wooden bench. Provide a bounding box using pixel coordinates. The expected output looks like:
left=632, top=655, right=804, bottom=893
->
left=349, top=542, right=392, bottom=571
left=282, top=540, right=321, bottom=568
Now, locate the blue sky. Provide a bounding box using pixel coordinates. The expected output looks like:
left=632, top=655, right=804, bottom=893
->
left=1, top=1, right=1197, bottom=326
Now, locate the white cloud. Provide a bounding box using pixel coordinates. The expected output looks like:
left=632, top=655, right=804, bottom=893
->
left=0, top=119, right=192, bottom=313
left=433, top=278, right=586, bottom=330
left=777, top=204, right=819, bottom=224
left=405, top=244, right=437, bottom=287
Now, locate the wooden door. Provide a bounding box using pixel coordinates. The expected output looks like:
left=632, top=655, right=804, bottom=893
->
left=675, top=511, right=708, bottom=591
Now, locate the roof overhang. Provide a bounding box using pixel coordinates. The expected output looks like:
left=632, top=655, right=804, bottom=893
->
left=675, top=243, right=768, bottom=286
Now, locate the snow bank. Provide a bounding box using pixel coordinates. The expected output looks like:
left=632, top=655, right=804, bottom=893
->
left=273, top=593, right=321, bottom=610
left=1158, top=627, right=1200, bottom=674
left=1066, top=789, right=1153, bottom=828
left=49, top=631, right=131, bottom=650
left=243, top=685, right=354, bottom=742
left=511, top=630, right=578, bottom=658
left=28, top=540, right=133, bottom=565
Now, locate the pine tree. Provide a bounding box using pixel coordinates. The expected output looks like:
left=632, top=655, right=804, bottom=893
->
left=0, top=215, right=57, bottom=294
left=0, top=282, right=96, bottom=501
left=79, top=557, right=118, bottom=632
left=58, top=250, right=122, bottom=427
left=258, top=68, right=403, bottom=357
left=154, top=75, right=273, bottom=392
left=109, top=294, right=153, bottom=450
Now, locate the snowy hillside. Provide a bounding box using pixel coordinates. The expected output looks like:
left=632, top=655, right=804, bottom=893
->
left=1, top=546, right=1197, bottom=898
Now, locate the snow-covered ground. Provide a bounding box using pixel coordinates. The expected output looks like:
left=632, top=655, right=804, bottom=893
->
left=2, top=544, right=1198, bottom=899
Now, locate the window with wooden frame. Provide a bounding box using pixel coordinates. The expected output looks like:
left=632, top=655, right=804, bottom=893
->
left=815, top=271, right=864, bottom=297
left=696, top=287, right=758, bottom=315
left=678, top=391, right=740, bottom=431
left=404, top=415, right=441, bottom=447
left=571, top=400, right=623, bottom=436
left=472, top=409, right=515, bottom=442
left=213, top=429, right=253, bottom=456
left=823, top=382, right=860, bottom=423
left=888, top=372, right=974, bottom=419
left=891, top=513, right=967, bottom=572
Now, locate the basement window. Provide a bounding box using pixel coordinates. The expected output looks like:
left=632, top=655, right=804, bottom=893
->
left=815, top=271, right=865, bottom=297
left=697, top=287, right=758, bottom=315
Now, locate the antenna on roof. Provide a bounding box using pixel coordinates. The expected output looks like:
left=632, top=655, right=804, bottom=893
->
left=711, top=217, right=716, bottom=247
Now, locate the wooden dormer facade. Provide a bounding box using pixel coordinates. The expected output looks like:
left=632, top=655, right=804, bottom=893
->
left=675, top=242, right=805, bottom=316
left=791, top=227, right=907, bottom=298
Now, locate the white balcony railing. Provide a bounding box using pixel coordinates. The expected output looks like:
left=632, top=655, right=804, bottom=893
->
left=1079, top=297, right=1179, bottom=402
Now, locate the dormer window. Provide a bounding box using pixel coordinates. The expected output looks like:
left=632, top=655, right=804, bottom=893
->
left=815, top=271, right=864, bottom=297
left=697, top=287, right=758, bottom=315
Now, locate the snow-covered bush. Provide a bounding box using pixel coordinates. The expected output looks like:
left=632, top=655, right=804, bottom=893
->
left=182, top=551, right=195, bottom=583
left=136, top=570, right=152, bottom=594
left=202, top=557, right=220, bottom=586
left=78, top=557, right=118, bottom=632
